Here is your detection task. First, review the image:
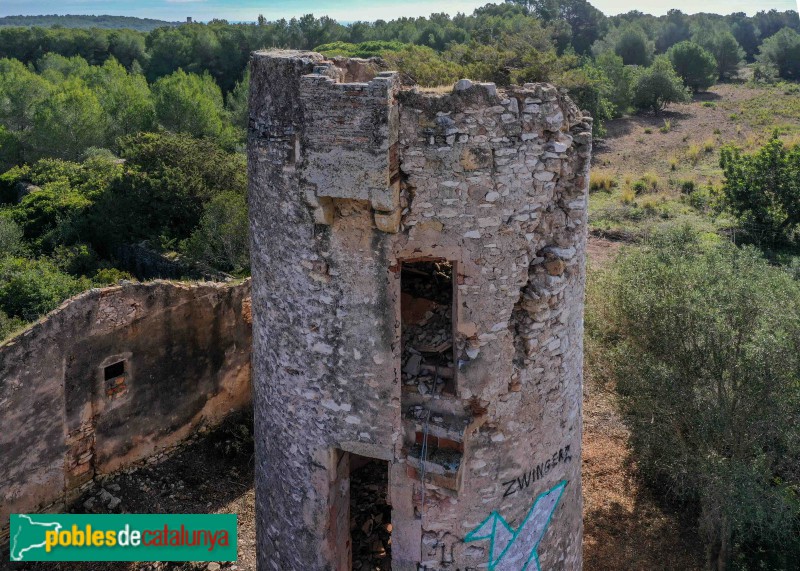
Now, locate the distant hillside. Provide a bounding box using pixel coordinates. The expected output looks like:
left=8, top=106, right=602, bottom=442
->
left=0, top=14, right=179, bottom=31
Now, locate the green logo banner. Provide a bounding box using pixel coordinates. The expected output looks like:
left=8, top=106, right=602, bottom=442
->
left=9, top=514, right=237, bottom=562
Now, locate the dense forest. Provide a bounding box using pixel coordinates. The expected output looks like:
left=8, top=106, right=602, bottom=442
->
left=0, top=14, right=177, bottom=31
left=0, top=0, right=797, bottom=325
left=1, top=2, right=800, bottom=569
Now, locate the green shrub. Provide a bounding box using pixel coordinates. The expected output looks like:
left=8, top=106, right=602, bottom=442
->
left=593, top=229, right=800, bottom=569
left=180, top=191, right=249, bottom=275
left=720, top=135, right=800, bottom=242
left=557, top=64, right=615, bottom=136
left=0, top=217, right=25, bottom=257
left=92, top=267, right=133, bottom=285
left=678, top=179, right=696, bottom=193
left=314, top=40, right=406, bottom=58
left=0, top=256, right=89, bottom=320
left=381, top=45, right=463, bottom=87
left=632, top=56, right=691, bottom=115
left=0, top=308, right=25, bottom=341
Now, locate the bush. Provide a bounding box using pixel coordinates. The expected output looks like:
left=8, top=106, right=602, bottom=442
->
left=381, top=45, right=463, bottom=87
left=92, top=266, right=133, bottom=285
left=757, top=27, right=800, bottom=81
left=595, top=52, right=634, bottom=117
left=313, top=40, right=405, bottom=58
left=0, top=256, right=89, bottom=320
left=181, top=191, right=250, bottom=275
left=720, top=135, right=800, bottom=242
left=666, top=41, right=718, bottom=92
left=631, top=56, right=690, bottom=115
left=0, top=217, right=25, bottom=257
left=0, top=308, right=25, bottom=341
left=557, top=64, right=615, bottom=136
left=594, top=229, right=800, bottom=569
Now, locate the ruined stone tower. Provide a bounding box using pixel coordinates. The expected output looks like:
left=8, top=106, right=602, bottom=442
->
left=248, top=50, right=590, bottom=571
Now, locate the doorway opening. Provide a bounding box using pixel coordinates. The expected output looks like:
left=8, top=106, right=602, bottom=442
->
left=400, top=259, right=455, bottom=396
left=350, top=456, right=392, bottom=570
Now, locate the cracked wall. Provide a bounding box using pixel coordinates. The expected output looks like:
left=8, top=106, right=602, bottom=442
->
left=249, top=50, right=590, bottom=571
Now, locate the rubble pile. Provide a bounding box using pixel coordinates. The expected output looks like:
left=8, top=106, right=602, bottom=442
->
left=350, top=462, right=392, bottom=570
left=401, top=262, right=454, bottom=396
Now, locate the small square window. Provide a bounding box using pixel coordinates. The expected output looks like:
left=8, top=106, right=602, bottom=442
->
left=104, top=361, right=125, bottom=382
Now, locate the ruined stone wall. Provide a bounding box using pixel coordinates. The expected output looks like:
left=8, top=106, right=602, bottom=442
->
left=249, top=50, right=590, bottom=571
left=0, top=280, right=252, bottom=534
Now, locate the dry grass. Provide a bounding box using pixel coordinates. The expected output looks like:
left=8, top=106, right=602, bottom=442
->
left=686, top=143, right=702, bottom=165
left=620, top=186, right=636, bottom=204
left=641, top=171, right=660, bottom=191
left=590, top=169, right=618, bottom=192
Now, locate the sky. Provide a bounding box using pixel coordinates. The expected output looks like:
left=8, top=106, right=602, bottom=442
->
left=0, top=0, right=797, bottom=23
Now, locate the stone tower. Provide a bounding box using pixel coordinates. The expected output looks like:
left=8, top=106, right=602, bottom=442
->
left=248, top=50, right=590, bottom=571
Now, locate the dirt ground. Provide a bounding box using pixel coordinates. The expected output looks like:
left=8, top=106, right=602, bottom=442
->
left=595, top=82, right=800, bottom=190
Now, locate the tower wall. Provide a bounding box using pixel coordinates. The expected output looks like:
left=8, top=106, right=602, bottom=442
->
left=248, top=50, right=591, bottom=571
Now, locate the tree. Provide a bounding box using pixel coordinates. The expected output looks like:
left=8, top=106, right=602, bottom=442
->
left=757, top=27, right=800, bottom=81
left=596, top=229, right=800, bottom=569
left=595, top=51, right=633, bottom=116
left=152, top=69, right=234, bottom=146
left=108, top=29, right=148, bottom=70
left=0, top=58, right=52, bottom=133
left=754, top=9, right=800, bottom=41
left=181, top=191, right=250, bottom=275
left=727, top=13, right=759, bottom=61
left=655, top=9, right=691, bottom=52
left=513, top=0, right=607, bottom=54
left=696, top=30, right=744, bottom=80
left=667, top=41, right=717, bottom=92
left=83, top=57, right=156, bottom=142
left=631, top=56, right=689, bottom=114
left=558, top=63, right=615, bottom=136
left=110, top=132, right=247, bottom=244
left=226, top=69, right=249, bottom=131
left=720, top=136, right=800, bottom=241
left=28, top=80, right=108, bottom=161
left=614, top=24, right=653, bottom=66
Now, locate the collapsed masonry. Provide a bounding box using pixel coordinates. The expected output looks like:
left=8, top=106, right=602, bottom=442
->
left=248, top=50, right=590, bottom=571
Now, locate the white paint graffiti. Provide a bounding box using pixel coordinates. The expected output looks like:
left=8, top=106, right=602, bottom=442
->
left=465, top=480, right=567, bottom=571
